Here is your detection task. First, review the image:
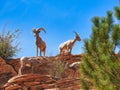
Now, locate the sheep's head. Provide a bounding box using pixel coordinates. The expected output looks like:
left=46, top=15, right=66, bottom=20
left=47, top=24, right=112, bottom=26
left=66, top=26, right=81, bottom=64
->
left=74, top=32, right=81, bottom=41
left=32, top=28, right=38, bottom=37
left=32, top=27, right=46, bottom=37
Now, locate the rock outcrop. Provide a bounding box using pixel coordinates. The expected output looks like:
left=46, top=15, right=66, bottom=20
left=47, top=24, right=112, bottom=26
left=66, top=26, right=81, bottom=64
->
left=3, top=74, right=56, bottom=90
left=0, top=54, right=82, bottom=90
left=0, top=57, right=17, bottom=89
left=3, top=74, right=80, bottom=90
left=6, top=58, right=20, bottom=74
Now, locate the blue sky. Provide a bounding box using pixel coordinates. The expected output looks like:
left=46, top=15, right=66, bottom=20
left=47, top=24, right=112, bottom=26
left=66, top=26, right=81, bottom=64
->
left=0, top=0, right=119, bottom=57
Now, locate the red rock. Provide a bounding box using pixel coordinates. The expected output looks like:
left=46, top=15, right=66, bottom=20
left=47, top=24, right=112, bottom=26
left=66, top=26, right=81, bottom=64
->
left=0, top=57, right=17, bottom=86
left=24, top=81, right=40, bottom=86
left=2, top=54, right=82, bottom=90
left=4, top=74, right=56, bottom=89
left=7, top=58, right=20, bottom=74
left=8, top=74, right=51, bottom=83
left=0, top=57, right=6, bottom=65
left=5, top=84, right=22, bottom=90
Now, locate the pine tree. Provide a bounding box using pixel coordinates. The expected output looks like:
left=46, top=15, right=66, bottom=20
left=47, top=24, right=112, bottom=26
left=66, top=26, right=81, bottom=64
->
left=80, top=6, right=120, bottom=90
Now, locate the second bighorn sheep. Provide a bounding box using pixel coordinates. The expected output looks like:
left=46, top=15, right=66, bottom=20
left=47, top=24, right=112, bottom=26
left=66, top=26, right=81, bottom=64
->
left=32, top=27, right=46, bottom=56
left=58, top=32, right=81, bottom=55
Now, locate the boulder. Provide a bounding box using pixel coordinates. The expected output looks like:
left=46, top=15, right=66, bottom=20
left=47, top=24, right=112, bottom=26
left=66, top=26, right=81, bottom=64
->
left=3, top=74, right=80, bottom=90
left=7, top=58, right=20, bottom=74
left=0, top=57, right=17, bottom=86
left=3, top=74, right=56, bottom=90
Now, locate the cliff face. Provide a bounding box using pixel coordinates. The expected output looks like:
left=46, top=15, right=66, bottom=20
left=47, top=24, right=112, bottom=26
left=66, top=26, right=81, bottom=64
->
left=0, top=54, right=82, bottom=90
left=0, top=57, right=17, bottom=88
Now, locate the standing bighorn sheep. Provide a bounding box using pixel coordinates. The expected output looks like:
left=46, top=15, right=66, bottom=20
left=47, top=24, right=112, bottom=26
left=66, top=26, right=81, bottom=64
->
left=58, top=32, right=81, bottom=55
left=32, top=27, right=46, bottom=56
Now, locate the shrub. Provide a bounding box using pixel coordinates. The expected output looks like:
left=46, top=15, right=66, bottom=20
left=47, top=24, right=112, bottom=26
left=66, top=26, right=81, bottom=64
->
left=48, top=60, right=65, bottom=80
left=0, top=29, right=20, bottom=60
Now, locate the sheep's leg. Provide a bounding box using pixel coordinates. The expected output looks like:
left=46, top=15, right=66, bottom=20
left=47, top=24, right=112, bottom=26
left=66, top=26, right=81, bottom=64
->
left=60, top=50, right=62, bottom=55
left=69, top=50, right=71, bottom=54
left=66, top=47, right=70, bottom=54
left=60, top=51, right=62, bottom=55
left=61, top=48, right=66, bottom=55
left=62, top=50, right=65, bottom=54
left=36, top=47, right=38, bottom=56
left=69, top=49, right=72, bottom=54
left=62, top=51, right=65, bottom=55
left=44, top=51, right=45, bottom=56
left=59, top=48, right=62, bottom=55
left=40, top=51, right=42, bottom=56
left=44, top=50, right=45, bottom=56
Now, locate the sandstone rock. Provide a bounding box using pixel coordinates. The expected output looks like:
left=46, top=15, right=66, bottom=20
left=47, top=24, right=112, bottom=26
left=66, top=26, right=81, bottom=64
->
left=24, top=81, right=40, bottom=87
left=3, top=74, right=80, bottom=90
left=6, top=55, right=81, bottom=76
left=7, top=58, right=20, bottom=74
left=0, top=57, right=6, bottom=65
left=2, top=54, right=81, bottom=90
left=4, top=74, right=56, bottom=90
left=0, top=57, right=17, bottom=86
left=5, top=84, right=22, bottom=90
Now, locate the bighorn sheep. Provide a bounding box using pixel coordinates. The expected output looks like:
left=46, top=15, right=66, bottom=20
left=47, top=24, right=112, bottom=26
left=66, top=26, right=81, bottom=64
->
left=18, top=57, right=41, bottom=75
left=32, top=27, right=46, bottom=56
left=58, top=32, right=81, bottom=55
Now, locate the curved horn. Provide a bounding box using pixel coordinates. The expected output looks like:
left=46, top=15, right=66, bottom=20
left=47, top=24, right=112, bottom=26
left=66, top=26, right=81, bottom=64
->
left=74, top=31, right=81, bottom=40
left=36, top=27, right=46, bottom=33
left=74, top=31, right=79, bottom=36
